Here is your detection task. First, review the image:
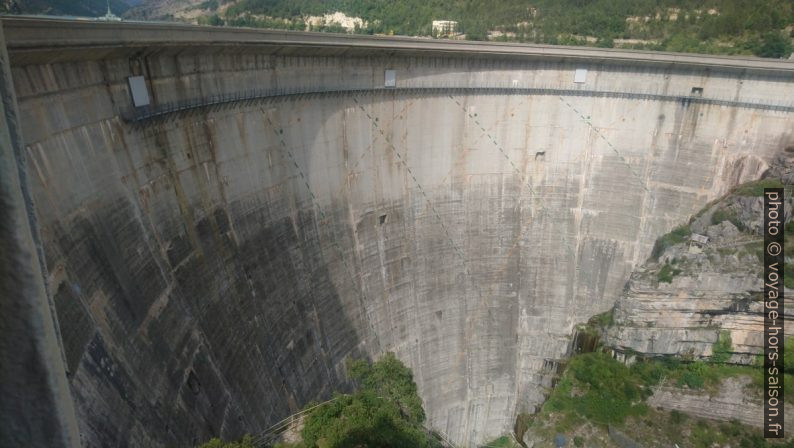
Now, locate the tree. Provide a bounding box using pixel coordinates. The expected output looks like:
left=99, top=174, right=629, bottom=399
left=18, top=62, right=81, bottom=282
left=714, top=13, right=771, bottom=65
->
left=595, top=36, right=614, bottom=48
left=198, top=14, right=225, bottom=26
left=710, top=330, right=733, bottom=364
left=755, top=31, right=792, bottom=59
left=200, top=434, right=256, bottom=448
left=300, top=353, right=440, bottom=448
left=464, top=21, right=488, bottom=41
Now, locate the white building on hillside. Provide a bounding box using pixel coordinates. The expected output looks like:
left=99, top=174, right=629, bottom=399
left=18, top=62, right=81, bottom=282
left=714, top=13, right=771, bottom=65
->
left=432, top=20, right=458, bottom=36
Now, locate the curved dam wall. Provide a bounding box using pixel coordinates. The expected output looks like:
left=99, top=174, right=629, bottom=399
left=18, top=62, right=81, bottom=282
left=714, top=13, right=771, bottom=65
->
left=5, top=17, right=794, bottom=447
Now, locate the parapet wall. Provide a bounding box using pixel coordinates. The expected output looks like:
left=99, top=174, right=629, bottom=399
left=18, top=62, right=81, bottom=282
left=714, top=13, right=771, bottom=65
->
left=5, top=17, right=794, bottom=447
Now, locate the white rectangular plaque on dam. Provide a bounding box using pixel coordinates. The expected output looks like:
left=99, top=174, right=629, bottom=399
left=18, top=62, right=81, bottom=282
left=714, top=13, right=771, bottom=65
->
left=384, top=69, right=396, bottom=88
left=128, top=76, right=150, bottom=107
left=574, top=68, right=588, bottom=84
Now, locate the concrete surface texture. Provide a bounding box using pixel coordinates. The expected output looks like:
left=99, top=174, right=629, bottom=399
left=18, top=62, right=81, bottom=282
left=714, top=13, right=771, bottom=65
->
left=5, top=17, right=794, bottom=447
left=0, top=21, right=81, bottom=448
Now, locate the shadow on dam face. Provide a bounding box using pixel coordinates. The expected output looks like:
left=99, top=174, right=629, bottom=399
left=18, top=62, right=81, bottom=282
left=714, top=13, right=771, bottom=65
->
left=4, top=18, right=794, bottom=448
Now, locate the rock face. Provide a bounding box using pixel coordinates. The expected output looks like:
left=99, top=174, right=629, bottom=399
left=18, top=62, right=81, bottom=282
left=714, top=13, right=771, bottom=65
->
left=648, top=376, right=794, bottom=429
left=6, top=19, right=794, bottom=447
left=608, top=269, right=765, bottom=363
left=607, top=165, right=794, bottom=363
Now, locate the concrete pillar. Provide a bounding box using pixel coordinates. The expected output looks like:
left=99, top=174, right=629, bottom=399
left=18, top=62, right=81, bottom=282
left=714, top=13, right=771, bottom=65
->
left=0, top=21, right=81, bottom=447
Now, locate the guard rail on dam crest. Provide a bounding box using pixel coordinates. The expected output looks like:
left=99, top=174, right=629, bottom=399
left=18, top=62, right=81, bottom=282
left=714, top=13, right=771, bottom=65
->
left=126, top=84, right=794, bottom=123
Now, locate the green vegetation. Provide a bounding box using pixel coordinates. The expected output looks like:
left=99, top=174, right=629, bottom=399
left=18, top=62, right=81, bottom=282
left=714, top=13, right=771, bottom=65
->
left=686, top=418, right=794, bottom=448
left=657, top=263, right=682, bottom=283
left=683, top=417, right=793, bottom=448
left=692, top=419, right=727, bottom=448
left=747, top=339, right=794, bottom=405
left=542, top=352, right=653, bottom=426
left=732, top=178, right=785, bottom=196
left=173, top=0, right=794, bottom=58
left=785, top=220, right=794, bottom=236
left=785, top=264, right=794, bottom=289
left=296, top=353, right=439, bottom=448
left=222, top=0, right=533, bottom=36
left=200, top=435, right=256, bottom=448
left=661, top=356, right=772, bottom=395
left=200, top=0, right=220, bottom=11
left=717, top=246, right=736, bottom=256
left=675, top=361, right=706, bottom=388
left=198, top=14, right=226, bottom=27
left=710, top=207, right=746, bottom=231
left=785, top=220, right=794, bottom=257
left=651, top=224, right=691, bottom=260
left=8, top=1, right=794, bottom=59
left=711, top=330, right=733, bottom=364
left=481, top=435, right=520, bottom=447
left=536, top=348, right=794, bottom=446
left=588, top=309, right=614, bottom=328
left=199, top=346, right=784, bottom=447
left=756, top=32, right=793, bottom=58
left=540, top=333, right=786, bottom=427
left=1, top=0, right=130, bottom=16
left=669, top=409, right=687, bottom=424
left=199, top=354, right=436, bottom=448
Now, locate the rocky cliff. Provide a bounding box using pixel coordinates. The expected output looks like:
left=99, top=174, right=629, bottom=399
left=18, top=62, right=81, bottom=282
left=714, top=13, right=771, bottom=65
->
left=607, top=154, right=794, bottom=363
left=648, top=376, right=794, bottom=430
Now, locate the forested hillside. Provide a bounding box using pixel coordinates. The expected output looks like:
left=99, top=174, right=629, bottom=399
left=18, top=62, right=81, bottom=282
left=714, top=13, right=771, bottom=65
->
left=0, top=0, right=133, bottom=16
left=173, top=0, right=794, bottom=58
left=7, top=0, right=794, bottom=58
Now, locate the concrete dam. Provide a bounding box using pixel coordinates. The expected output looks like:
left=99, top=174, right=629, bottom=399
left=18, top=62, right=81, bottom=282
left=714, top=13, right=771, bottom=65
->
left=3, top=16, right=794, bottom=448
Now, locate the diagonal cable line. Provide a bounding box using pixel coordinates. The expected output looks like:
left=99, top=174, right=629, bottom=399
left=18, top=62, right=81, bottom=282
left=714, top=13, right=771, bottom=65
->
left=351, top=96, right=471, bottom=272
left=263, top=111, right=383, bottom=353
left=349, top=95, right=518, bottom=416
left=446, top=95, right=574, bottom=265
left=557, top=95, right=650, bottom=192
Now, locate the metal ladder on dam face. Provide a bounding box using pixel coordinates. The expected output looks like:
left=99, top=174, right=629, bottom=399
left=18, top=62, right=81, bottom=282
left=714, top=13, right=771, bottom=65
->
left=125, top=84, right=794, bottom=124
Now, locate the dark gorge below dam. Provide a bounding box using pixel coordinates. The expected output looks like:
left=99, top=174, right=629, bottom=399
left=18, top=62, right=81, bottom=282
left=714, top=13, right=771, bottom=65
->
left=3, top=17, right=794, bottom=448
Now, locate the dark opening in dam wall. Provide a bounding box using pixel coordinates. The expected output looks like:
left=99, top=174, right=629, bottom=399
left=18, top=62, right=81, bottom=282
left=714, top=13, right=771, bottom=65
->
left=3, top=17, right=794, bottom=447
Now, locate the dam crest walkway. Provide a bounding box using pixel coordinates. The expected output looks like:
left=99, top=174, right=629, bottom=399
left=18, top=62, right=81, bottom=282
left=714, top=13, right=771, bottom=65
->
left=126, top=84, right=794, bottom=124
